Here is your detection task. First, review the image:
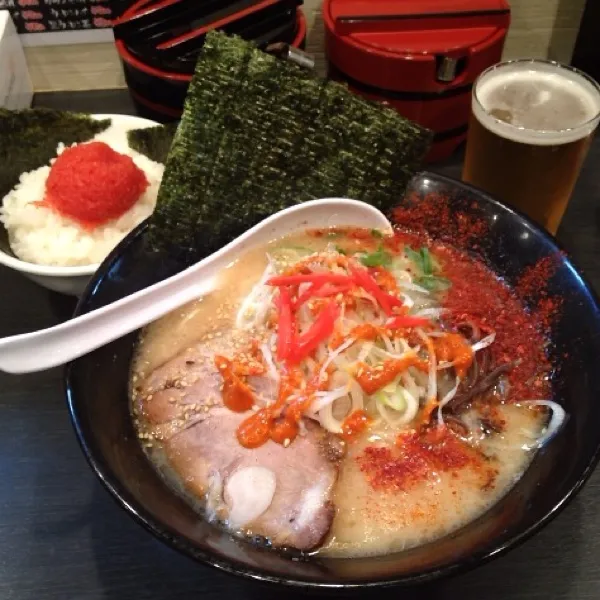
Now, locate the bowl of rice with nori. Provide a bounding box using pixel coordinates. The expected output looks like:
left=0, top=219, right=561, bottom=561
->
left=0, top=111, right=165, bottom=296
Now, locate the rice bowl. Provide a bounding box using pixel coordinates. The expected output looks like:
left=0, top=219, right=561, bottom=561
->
left=1, top=116, right=164, bottom=267
left=0, top=114, right=163, bottom=295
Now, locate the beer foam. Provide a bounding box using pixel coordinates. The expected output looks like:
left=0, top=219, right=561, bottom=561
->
left=473, top=61, right=600, bottom=145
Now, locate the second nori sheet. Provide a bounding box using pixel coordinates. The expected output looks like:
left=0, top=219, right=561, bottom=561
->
left=127, top=123, right=178, bottom=164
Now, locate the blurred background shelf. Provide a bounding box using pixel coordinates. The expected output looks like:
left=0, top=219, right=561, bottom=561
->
left=14, top=0, right=590, bottom=93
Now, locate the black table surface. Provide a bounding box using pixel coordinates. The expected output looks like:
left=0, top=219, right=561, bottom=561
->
left=1, top=90, right=599, bottom=600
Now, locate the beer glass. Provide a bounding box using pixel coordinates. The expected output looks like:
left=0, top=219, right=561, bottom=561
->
left=462, top=59, right=600, bottom=234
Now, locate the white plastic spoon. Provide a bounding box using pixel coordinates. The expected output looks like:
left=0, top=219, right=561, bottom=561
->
left=0, top=199, right=393, bottom=374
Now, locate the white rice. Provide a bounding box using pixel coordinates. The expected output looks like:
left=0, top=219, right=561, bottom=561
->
left=0, top=122, right=164, bottom=267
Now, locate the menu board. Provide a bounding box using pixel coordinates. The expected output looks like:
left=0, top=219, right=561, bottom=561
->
left=0, top=0, right=113, bottom=34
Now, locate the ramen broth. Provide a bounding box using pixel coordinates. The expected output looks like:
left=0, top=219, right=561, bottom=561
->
left=322, top=404, right=541, bottom=556
left=131, top=229, right=552, bottom=557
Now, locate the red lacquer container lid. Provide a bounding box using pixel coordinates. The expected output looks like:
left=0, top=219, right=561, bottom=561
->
left=324, top=0, right=510, bottom=93
left=324, top=0, right=510, bottom=161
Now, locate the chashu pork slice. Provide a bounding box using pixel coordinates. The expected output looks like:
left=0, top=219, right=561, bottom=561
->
left=133, top=336, right=343, bottom=551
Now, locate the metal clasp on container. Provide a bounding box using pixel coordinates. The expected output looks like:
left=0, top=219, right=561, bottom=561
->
left=265, top=43, right=316, bottom=70
left=436, top=56, right=459, bottom=83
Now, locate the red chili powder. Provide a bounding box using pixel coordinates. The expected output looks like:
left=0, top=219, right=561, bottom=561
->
left=436, top=243, right=553, bottom=402
left=358, top=429, right=495, bottom=492
left=515, top=255, right=563, bottom=331
left=360, top=193, right=561, bottom=492
left=392, top=192, right=558, bottom=403
left=392, top=193, right=488, bottom=249
left=44, top=141, right=148, bottom=227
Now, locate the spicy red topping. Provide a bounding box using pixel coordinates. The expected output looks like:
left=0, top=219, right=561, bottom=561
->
left=44, top=141, right=148, bottom=227
left=358, top=428, right=497, bottom=492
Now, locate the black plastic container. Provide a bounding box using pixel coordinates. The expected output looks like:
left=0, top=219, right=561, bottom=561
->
left=113, top=0, right=306, bottom=122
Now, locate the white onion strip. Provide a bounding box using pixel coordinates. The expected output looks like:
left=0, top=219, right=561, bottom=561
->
left=471, top=332, right=496, bottom=353
left=319, top=338, right=355, bottom=382
left=401, top=371, right=422, bottom=403
left=380, top=334, right=395, bottom=353
left=412, top=307, right=446, bottom=320
left=260, top=338, right=279, bottom=383
left=317, top=400, right=344, bottom=434
left=400, top=293, right=415, bottom=309
left=356, top=341, right=374, bottom=363
left=371, top=346, right=418, bottom=362
left=397, top=280, right=431, bottom=295
left=515, top=400, right=567, bottom=449
left=399, top=388, right=420, bottom=424
left=354, top=289, right=379, bottom=310
left=376, top=388, right=419, bottom=427
left=437, top=333, right=497, bottom=372
left=310, top=385, right=350, bottom=414
left=396, top=338, right=414, bottom=354
left=417, top=329, right=437, bottom=405
left=235, top=262, right=275, bottom=330
left=437, top=377, right=461, bottom=427
left=348, top=379, right=365, bottom=413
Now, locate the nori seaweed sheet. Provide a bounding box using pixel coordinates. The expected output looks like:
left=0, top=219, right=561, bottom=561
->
left=127, top=122, right=178, bottom=164
left=0, top=108, right=110, bottom=201
left=149, top=31, right=432, bottom=263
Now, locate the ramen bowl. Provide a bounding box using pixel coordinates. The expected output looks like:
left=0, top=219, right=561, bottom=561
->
left=65, top=172, right=600, bottom=589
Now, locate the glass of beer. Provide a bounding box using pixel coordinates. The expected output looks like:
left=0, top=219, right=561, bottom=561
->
left=462, top=59, right=600, bottom=234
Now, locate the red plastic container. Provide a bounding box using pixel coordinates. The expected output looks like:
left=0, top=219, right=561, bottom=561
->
left=114, top=1, right=307, bottom=122
left=323, top=0, right=510, bottom=162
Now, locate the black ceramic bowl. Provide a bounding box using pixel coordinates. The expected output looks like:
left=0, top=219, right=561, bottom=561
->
left=66, top=172, right=600, bottom=589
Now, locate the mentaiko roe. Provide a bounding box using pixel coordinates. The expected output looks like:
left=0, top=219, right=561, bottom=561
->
left=44, top=141, right=148, bottom=227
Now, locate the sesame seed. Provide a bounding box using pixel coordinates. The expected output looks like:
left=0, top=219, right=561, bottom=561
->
left=283, top=438, right=291, bottom=448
